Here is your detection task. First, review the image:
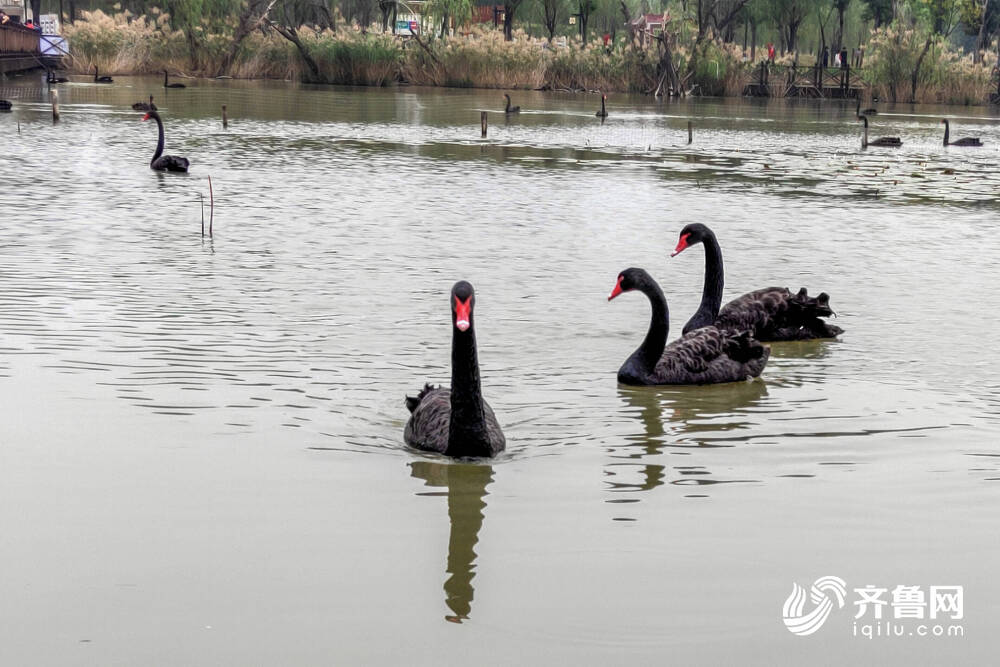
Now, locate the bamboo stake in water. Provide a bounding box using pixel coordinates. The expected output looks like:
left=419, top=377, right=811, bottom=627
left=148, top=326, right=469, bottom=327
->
left=51, top=90, right=59, bottom=123
left=208, top=176, right=215, bottom=239
left=481, top=111, right=487, bottom=138
left=687, top=121, right=692, bottom=144
left=222, top=105, right=228, bottom=129
left=200, top=192, right=205, bottom=237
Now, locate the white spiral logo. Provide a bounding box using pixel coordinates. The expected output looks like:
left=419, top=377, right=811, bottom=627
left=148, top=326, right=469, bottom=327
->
left=782, top=575, right=847, bottom=636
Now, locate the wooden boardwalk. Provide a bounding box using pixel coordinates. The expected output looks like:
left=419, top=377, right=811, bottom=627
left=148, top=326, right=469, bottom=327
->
left=744, top=62, right=870, bottom=99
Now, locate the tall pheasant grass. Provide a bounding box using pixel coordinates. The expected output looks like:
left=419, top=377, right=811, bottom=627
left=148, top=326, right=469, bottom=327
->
left=63, top=12, right=1000, bottom=103
left=866, top=24, right=998, bottom=105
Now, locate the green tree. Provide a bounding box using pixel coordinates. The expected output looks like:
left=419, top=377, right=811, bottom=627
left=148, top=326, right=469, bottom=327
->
left=503, top=0, right=524, bottom=39
left=860, top=0, right=893, bottom=27
left=541, top=0, right=567, bottom=40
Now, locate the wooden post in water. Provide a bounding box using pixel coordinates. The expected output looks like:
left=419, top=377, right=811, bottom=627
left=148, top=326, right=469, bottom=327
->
left=222, top=105, right=228, bottom=129
left=687, top=121, right=692, bottom=144
left=51, top=90, right=59, bottom=123
left=208, top=176, right=215, bottom=238
left=480, top=111, right=487, bottom=138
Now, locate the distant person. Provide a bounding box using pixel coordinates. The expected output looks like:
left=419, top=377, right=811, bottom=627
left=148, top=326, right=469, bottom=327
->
left=767, top=43, right=775, bottom=62
left=840, top=48, right=848, bottom=68
left=822, top=47, right=829, bottom=68
left=833, top=51, right=841, bottom=67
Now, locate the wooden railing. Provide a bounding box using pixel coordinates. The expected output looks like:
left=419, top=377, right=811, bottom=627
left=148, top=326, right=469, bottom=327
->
left=0, top=23, right=41, bottom=54
left=744, top=62, right=874, bottom=98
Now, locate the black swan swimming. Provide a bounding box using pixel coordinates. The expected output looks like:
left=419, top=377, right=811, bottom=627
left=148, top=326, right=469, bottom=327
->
left=404, top=281, right=506, bottom=458
left=607, top=268, right=769, bottom=385
left=941, top=119, right=982, bottom=147
left=855, top=97, right=877, bottom=116
left=503, top=93, right=520, bottom=113
left=132, top=95, right=156, bottom=111
left=596, top=93, right=608, bottom=118
left=671, top=223, right=843, bottom=341
left=47, top=69, right=69, bottom=83
left=93, top=66, right=113, bottom=83
left=142, top=111, right=190, bottom=172
left=859, top=115, right=900, bottom=148
left=0, top=100, right=11, bottom=111
left=164, top=70, right=186, bottom=89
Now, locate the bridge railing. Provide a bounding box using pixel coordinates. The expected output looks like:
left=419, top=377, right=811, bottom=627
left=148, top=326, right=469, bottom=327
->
left=0, top=23, right=41, bottom=54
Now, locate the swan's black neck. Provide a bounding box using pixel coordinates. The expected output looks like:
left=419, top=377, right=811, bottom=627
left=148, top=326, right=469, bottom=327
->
left=621, top=279, right=669, bottom=382
left=861, top=116, right=868, bottom=147
left=943, top=120, right=950, bottom=146
left=504, top=95, right=511, bottom=111
left=447, top=320, right=491, bottom=458
left=164, top=71, right=169, bottom=86
left=684, top=230, right=723, bottom=333
left=150, top=113, right=164, bottom=164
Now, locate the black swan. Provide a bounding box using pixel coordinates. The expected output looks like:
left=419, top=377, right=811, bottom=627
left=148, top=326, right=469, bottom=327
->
left=404, top=281, right=505, bottom=458
left=93, top=65, right=113, bottom=83
left=855, top=97, right=877, bottom=116
left=164, top=70, right=186, bottom=89
left=671, top=223, right=843, bottom=341
left=503, top=93, right=520, bottom=113
left=607, top=268, right=769, bottom=385
left=142, top=111, right=190, bottom=172
left=941, top=119, right=982, bottom=147
left=596, top=93, right=608, bottom=118
left=47, top=70, right=69, bottom=83
left=0, top=100, right=11, bottom=111
left=132, top=95, right=156, bottom=111
left=859, top=115, right=900, bottom=148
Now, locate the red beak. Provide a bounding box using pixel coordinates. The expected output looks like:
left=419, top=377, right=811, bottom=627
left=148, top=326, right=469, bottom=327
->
left=608, top=275, right=624, bottom=301
left=142, top=113, right=150, bottom=121
left=454, top=296, right=471, bottom=332
left=671, top=232, right=690, bottom=257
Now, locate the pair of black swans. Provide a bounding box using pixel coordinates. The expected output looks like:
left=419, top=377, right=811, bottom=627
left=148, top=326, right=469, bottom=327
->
left=859, top=115, right=983, bottom=148
left=404, top=223, right=842, bottom=458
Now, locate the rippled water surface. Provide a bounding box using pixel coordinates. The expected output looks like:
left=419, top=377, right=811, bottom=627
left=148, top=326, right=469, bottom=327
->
left=1, top=74, right=999, bottom=664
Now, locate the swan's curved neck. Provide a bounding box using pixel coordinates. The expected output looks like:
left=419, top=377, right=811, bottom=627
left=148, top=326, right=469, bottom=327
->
left=151, top=114, right=164, bottom=164
left=623, top=281, right=669, bottom=380
left=943, top=120, right=950, bottom=146
left=601, top=97, right=606, bottom=114
left=686, top=232, right=723, bottom=332
left=448, top=322, right=491, bottom=457
left=504, top=95, right=510, bottom=111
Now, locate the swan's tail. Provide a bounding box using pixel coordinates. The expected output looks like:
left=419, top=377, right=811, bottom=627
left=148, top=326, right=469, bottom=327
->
left=405, top=383, right=437, bottom=414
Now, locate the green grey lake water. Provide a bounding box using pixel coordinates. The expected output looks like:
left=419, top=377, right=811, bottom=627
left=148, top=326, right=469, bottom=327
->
left=1, top=74, right=999, bottom=664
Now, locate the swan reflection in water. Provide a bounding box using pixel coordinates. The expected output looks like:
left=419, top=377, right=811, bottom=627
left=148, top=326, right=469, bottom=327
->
left=607, top=381, right=770, bottom=494
left=409, top=461, right=493, bottom=623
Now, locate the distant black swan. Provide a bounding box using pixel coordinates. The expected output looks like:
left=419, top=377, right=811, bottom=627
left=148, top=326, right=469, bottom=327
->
left=0, top=100, right=11, bottom=111
left=132, top=95, right=156, bottom=111
left=859, top=115, right=900, bottom=148
left=671, top=223, right=843, bottom=341
left=596, top=93, right=608, bottom=118
left=47, top=69, right=69, bottom=83
left=93, top=66, right=113, bottom=83
left=142, top=110, right=190, bottom=172
left=855, top=97, right=877, bottom=116
left=404, top=281, right=506, bottom=458
left=164, top=70, right=186, bottom=89
left=503, top=93, right=520, bottom=113
left=941, top=119, right=982, bottom=147
left=607, top=268, right=769, bottom=385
